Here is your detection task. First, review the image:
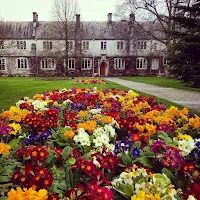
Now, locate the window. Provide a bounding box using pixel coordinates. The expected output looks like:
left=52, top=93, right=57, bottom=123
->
left=81, top=58, right=92, bottom=70
left=154, top=43, right=157, bottom=50
left=137, top=41, right=147, bottom=49
left=0, top=58, right=6, bottom=70
left=17, top=58, right=28, bottom=69
left=17, top=41, right=26, bottom=49
left=101, top=41, right=107, bottom=50
left=0, top=41, right=4, bottom=49
left=136, top=58, right=147, bottom=69
left=82, top=41, right=89, bottom=50
left=163, top=58, right=168, bottom=65
left=68, top=58, right=75, bottom=70
left=67, top=41, right=73, bottom=50
left=41, top=58, right=56, bottom=70
left=31, top=43, right=36, bottom=51
left=151, top=59, right=159, bottom=69
left=43, top=41, right=53, bottom=50
left=117, top=41, right=123, bottom=50
left=114, top=58, right=125, bottom=69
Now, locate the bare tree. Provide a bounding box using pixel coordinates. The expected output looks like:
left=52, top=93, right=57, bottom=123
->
left=51, top=0, right=78, bottom=75
left=115, top=0, right=192, bottom=53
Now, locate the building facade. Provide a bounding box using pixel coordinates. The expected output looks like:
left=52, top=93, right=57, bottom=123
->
left=0, top=12, right=167, bottom=76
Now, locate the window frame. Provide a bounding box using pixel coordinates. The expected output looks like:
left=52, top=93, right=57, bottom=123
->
left=17, top=41, right=26, bottom=49
left=43, top=41, right=53, bottom=50
left=17, top=58, right=28, bottom=69
left=137, top=41, right=147, bottom=50
left=40, top=58, right=56, bottom=70
left=117, top=41, right=124, bottom=50
left=114, top=58, right=125, bottom=70
left=0, top=41, right=4, bottom=50
left=0, top=58, right=6, bottom=71
left=101, top=41, right=107, bottom=50
left=82, top=41, right=89, bottom=50
left=81, top=58, right=92, bottom=70
left=136, top=57, right=147, bottom=69
left=68, top=58, right=75, bottom=70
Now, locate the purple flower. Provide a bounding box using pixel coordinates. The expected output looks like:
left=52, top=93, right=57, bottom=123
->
left=132, top=148, right=140, bottom=157
left=196, top=142, right=200, bottom=150
left=151, top=140, right=168, bottom=153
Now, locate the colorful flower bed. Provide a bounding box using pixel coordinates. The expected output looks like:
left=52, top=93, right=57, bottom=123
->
left=75, top=79, right=108, bottom=84
left=0, top=88, right=200, bottom=200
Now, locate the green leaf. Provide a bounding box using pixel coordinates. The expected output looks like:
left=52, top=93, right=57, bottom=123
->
left=67, top=158, right=76, bottom=165
left=8, top=139, right=19, bottom=148
left=132, top=142, right=141, bottom=149
left=61, top=146, right=72, bottom=160
left=44, top=150, right=57, bottom=166
left=162, top=168, right=176, bottom=183
left=134, top=157, right=153, bottom=168
left=122, top=153, right=131, bottom=166
left=157, top=132, right=173, bottom=145
left=0, top=175, right=11, bottom=182
left=120, top=184, right=133, bottom=198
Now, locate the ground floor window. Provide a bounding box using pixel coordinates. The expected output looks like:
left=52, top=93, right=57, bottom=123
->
left=114, top=58, right=125, bottom=69
left=81, top=58, right=92, bottom=70
left=163, top=57, right=168, bottom=65
left=0, top=58, right=6, bottom=70
left=136, top=57, right=147, bottom=69
left=151, top=59, right=159, bottom=69
left=68, top=58, right=75, bottom=70
left=41, top=58, right=56, bottom=70
left=17, top=58, right=28, bottom=69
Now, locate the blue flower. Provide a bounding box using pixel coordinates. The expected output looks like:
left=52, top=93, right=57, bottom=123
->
left=196, top=142, right=200, bottom=150
left=132, top=148, right=140, bottom=158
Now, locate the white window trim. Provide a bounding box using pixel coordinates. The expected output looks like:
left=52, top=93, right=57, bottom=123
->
left=68, top=58, right=75, bottom=70
left=40, top=58, right=56, bottom=70
left=82, top=41, right=89, bottom=50
left=117, top=41, right=123, bottom=50
left=17, top=58, right=28, bottom=69
left=0, top=58, right=6, bottom=71
left=136, top=57, right=147, bottom=69
left=81, top=58, right=92, bottom=70
left=101, top=41, right=107, bottom=50
left=163, top=57, right=168, bottom=65
left=114, top=58, right=125, bottom=69
left=137, top=41, right=147, bottom=50
left=43, top=41, right=53, bottom=50
left=17, top=41, right=26, bottom=49
left=151, top=59, right=159, bottom=69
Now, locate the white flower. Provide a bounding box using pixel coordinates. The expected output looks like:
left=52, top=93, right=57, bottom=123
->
left=135, top=182, right=146, bottom=193
left=63, top=99, right=72, bottom=104
left=104, top=124, right=116, bottom=137
left=120, top=172, right=133, bottom=185
left=92, top=156, right=101, bottom=167
left=99, top=134, right=110, bottom=145
left=89, top=108, right=101, bottom=114
left=93, top=127, right=105, bottom=137
left=178, top=139, right=195, bottom=157
left=106, top=144, right=115, bottom=152
left=93, top=136, right=103, bottom=147
left=16, top=100, right=26, bottom=107
left=112, top=177, right=123, bottom=186
left=73, top=128, right=91, bottom=146
left=187, top=195, right=197, bottom=200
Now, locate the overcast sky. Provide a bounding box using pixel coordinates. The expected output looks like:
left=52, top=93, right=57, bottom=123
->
left=0, top=0, right=119, bottom=21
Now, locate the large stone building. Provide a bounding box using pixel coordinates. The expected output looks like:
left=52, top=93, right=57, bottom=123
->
left=0, top=12, right=167, bottom=76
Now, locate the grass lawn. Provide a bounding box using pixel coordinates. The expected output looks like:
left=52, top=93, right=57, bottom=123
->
left=121, top=77, right=200, bottom=92
left=0, top=77, right=199, bottom=116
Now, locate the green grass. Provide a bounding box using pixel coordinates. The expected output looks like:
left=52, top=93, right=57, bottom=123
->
left=121, top=77, right=200, bottom=92
left=0, top=77, right=199, bottom=116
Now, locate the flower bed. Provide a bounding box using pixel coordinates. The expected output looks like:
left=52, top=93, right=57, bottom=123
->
left=75, top=79, right=108, bottom=84
left=0, top=88, right=200, bottom=200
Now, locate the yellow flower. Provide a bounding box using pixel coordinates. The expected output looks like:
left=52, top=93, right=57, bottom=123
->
left=178, top=133, right=192, bottom=140
left=145, top=123, right=157, bottom=136
left=102, top=116, right=112, bottom=124
left=0, top=143, right=11, bottom=154
left=64, top=130, right=75, bottom=139
left=34, top=93, right=44, bottom=100
left=9, top=123, right=21, bottom=135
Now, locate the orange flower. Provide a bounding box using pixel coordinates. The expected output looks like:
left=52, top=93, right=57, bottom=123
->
left=0, top=143, right=11, bottom=154
left=64, top=130, right=75, bottom=139
left=102, top=116, right=112, bottom=124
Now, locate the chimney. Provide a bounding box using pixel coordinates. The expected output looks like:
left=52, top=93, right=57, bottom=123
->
left=107, top=13, right=112, bottom=23
left=129, top=12, right=135, bottom=22
left=33, top=12, right=38, bottom=23
left=76, top=14, right=80, bottom=28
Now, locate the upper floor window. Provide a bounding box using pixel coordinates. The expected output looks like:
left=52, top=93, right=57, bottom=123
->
left=31, top=43, right=36, bottom=51
left=81, top=58, right=92, bottom=70
left=41, top=58, right=56, bottom=70
left=151, top=59, right=159, bottom=69
left=163, top=57, right=168, bottom=65
left=43, top=41, right=53, bottom=50
left=17, top=58, right=28, bottom=69
left=101, top=41, right=107, bottom=50
left=82, top=41, right=89, bottom=50
left=137, top=41, right=147, bottom=49
left=68, top=58, right=75, bottom=70
left=0, top=41, right=4, bottom=49
left=17, top=41, right=26, bottom=49
left=154, top=42, right=157, bottom=50
left=117, top=41, right=123, bottom=50
left=67, top=41, right=73, bottom=50
left=136, top=57, right=147, bottom=69
left=0, top=58, right=6, bottom=70
left=114, top=58, right=125, bottom=69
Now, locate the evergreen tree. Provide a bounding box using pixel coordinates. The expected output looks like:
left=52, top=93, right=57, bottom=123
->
left=168, top=0, right=200, bottom=86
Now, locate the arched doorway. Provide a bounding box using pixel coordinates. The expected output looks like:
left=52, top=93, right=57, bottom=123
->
left=100, top=62, right=106, bottom=76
